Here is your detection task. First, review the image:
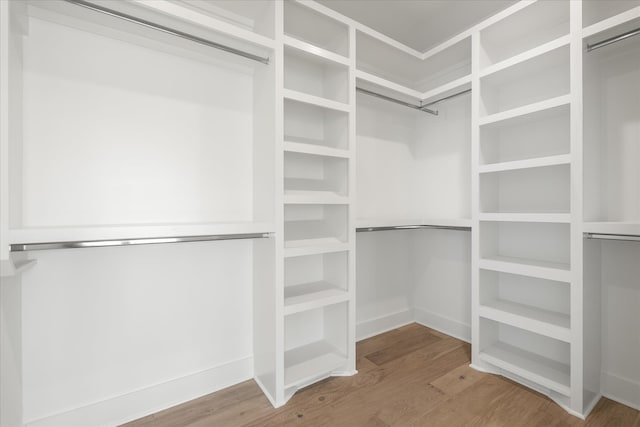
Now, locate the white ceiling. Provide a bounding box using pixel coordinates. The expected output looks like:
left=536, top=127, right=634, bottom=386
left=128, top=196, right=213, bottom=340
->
left=316, top=0, right=517, bottom=52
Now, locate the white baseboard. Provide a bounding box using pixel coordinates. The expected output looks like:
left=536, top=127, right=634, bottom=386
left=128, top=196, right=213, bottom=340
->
left=356, top=309, right=414, bottom=341
left=25, top=357, right=254, bottom=427
left=413, top=307, right=471, bottom=343
left=601, top=371, right=640, bottom=411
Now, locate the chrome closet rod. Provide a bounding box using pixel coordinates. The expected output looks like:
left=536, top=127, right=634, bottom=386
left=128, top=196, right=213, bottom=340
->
left=10, top=233, right=272, bottom=252
left=356, top=87, right=438, bottom=115
left=63, top=0, right=270, bottom=64
left=586, top=27, right=640, bottom=52
left=583, top=233, right=640, bottom=242
left=356, top=225, right=471, bottom=233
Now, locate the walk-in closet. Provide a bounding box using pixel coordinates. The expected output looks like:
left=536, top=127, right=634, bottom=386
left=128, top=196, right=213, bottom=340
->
left=1, top=1, right=638, bottom=426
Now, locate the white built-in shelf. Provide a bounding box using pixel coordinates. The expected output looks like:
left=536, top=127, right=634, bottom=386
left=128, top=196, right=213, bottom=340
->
left=421, top=74, right=471, bottom=105
left=583, top=6, right=640, bottom=39
left=8, top=222, right=275, bottom=245
left=479, top=154, right=571, bottom=174
left=479, top=300, right=571, bottom=342
left=284, top=282, right=349, bottom=316
left=479, top=255, right=571, bottom=283
left=283, top=88, right=350, bottom=113
left=284, top=340, right=346, bottom=389
left=356, top=70, right=423, bottom=101
left=284, top=141, right=350, bottom=159
left=284, top=240, right=350, bottom=258
left=283, top=191, right=349, bottom=205
left=356, top=218, right=472, bottom=229
left=118, top=0, right=277, bottom=51
left=479, top=95, right=571, bottom=128
left=479, top=341, right=571, bottom=396
left=582, top=222, right=640, bottom=236
left=284, top=35, right=350, bottom=66
left=480, top=35, right=570, bottom=78
left=479, top=213, right=571, bottom=223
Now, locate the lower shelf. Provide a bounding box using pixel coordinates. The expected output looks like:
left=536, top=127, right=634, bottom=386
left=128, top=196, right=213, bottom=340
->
left=284, top=340, right=346, bottom=389
left=479, top=341, right=571, bottom=396
left=284, top=282, right=349, bottom=315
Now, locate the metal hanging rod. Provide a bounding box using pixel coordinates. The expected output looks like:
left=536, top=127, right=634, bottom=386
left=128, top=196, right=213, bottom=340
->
left=356, top=87, right=438, bottom=115
left=586, top=27, right=640, bottom=52
left=10, top=233, right=271, bottom=252
left=63, top=0, right=270, bottom=64
left=356, top=87, right=472, bottom=115
left=357, top=225, right=471, bottom=233
left=583, top=232, right=640, bottom=242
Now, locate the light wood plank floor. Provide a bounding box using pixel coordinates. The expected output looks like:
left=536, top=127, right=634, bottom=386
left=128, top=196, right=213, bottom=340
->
left=124, top=324, right=640, bottom=426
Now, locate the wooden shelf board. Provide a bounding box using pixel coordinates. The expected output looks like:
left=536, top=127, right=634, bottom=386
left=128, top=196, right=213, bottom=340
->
left=284, top=242, right=350, bottom=258
left=479, top=341, right=571, bottom=396
left=479, top=300, right=571, bottom=342
left=479, top=95, right=571, bottom=128
left=283, top=191, right=349, bottom=205
left=284, top=281, right=349, bottom=315
left=479, top=255, right=571, bottom=283
left=284, top=35, right=349, bottom=66
left=8, top=222, right=275, bottom=245
left=583, top=6, right=640, bottom=39
left=284, top=141, right=350, bottom=159
left=284, top=340, right=346, bottom=389
left=355, top=70, right=423, bottom=100
left=284, top=89, right=350, bottom=113
left=582, top=221, right=640, bottom=236
left=480, top=35, right=570, bottom=78
left=479, top=154, right=571, bottom=174
left=479, top=213, right=571, bottom=223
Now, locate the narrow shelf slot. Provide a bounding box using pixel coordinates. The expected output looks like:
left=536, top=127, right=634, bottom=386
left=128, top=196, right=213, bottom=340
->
left=284, top=282, right=349, bottom=315
left=479, top=255, right=571, bottom=282
left=284, top=340, right=346, bottom=389
left=479, top=300, right=571, bottom=342
left=479, top=154, right=571, bottom=174
left=284, top=151, right=349, bottom=203
left=284, top=141, right=350, bottom=159
left=284, top=100, right=349, bottom=151
left=479, top=341, right=571, bottom=396
left=479, top=318, right=571, bottom=396
left=283, top=89, right=350, bottom=113
left=479, top=95, right=571, bottom=128
left=284, top=35, right=350, bottom=66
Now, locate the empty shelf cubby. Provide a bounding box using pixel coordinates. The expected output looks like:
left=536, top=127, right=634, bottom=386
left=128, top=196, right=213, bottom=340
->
left=284, top=100, right=349, bottom=150
left=284, top=205, right=348, bottom=248
left=284, top=152, right=348, bottom=202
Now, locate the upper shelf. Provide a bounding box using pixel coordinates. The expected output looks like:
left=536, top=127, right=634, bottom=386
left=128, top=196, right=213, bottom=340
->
left=284, top=0, right=349, bottom=57
left=479, top=0, right=569, bottom=69
left=356, top=31, right=471, bottom=95
left=356, top=218, right=472, bottom=230
left=582, top=222, right=640, bottom=237
left=583, top=2, right=640, bottom=34
left=28, top=0, right=275, bottom=64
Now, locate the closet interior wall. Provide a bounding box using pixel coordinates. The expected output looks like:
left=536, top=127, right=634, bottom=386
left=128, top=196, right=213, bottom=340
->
left=1, top=1, right=639, bottom=426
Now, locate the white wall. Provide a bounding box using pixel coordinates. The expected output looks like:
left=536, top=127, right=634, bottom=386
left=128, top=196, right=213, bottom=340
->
left=20, top=240, right=254, bottom=426
left=600, top=241, right=640, bottom=410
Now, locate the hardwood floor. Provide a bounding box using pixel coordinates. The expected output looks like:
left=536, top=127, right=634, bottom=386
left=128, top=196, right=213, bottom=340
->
left=124, top=324, right=640, bottom=426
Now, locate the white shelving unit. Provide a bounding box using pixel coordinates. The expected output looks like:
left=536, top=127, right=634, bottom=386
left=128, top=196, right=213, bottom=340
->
left=254, top=0, right=356, bottom=408
left=2, top=1, right=639, bottom=425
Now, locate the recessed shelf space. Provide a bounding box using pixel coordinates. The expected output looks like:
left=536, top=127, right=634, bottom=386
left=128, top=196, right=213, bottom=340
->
left=284, top=100, right=349, bottom=150
left=479, top=102, right=569, bottom=166
left=583, top=27, right=640, bottom=224
left=480, top=165, right=570, bottom=214
left=284, top=205, right=348, bottom=248
left=356, top=31, right=471, bottom=94
left=284, top=252, right=349, bottom=315
left=285, top=44, right=349, bottom=104
left=480, top=45, right=569, bottom=117
left=479, top=221, right=570, bottom=281
left=284, top=152, right=348, bottom=204
left=480, top=0, right=569, bottom=68
left=583, top=1, right=640, bottom=30
left=9, top=3, right=275, bottom=235
left=284, top=0, right=349, bottom=57
left=284, top=303, right=348, bottom=390
left=479, top=319, right=571, bottom=396
left=479, top=270, right=570, bottom=342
